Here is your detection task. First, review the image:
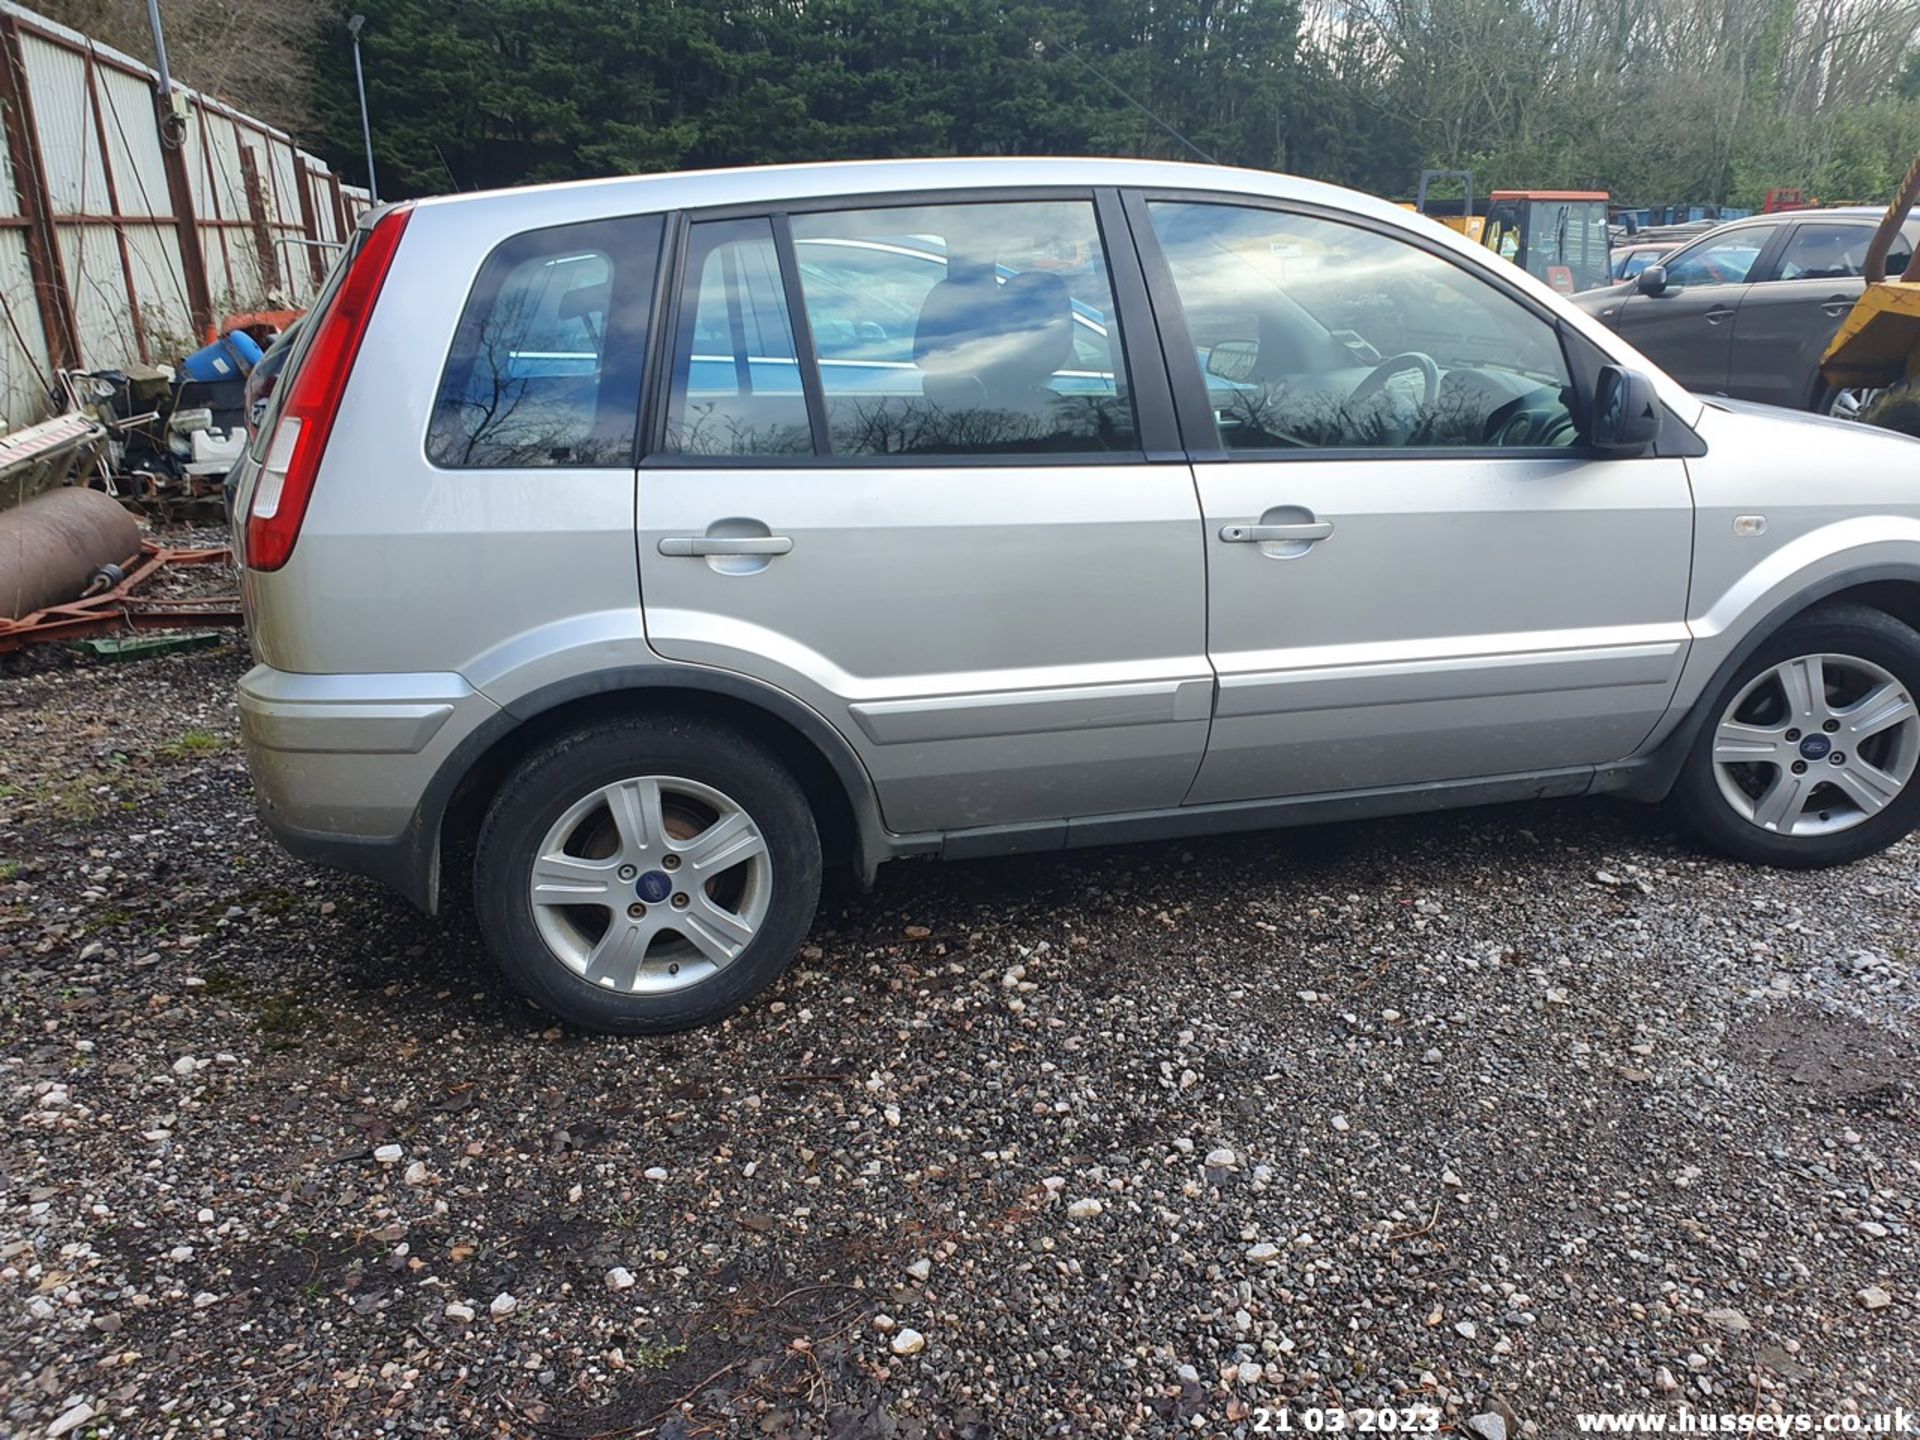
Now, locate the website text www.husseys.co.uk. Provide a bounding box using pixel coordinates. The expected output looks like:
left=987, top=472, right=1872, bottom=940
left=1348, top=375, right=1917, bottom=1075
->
left=1573, top=1412, right=1915, bottom=1435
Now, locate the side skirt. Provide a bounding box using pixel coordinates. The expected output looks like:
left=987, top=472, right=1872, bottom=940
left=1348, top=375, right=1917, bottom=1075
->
left=885, top=763, right=1657, bottom=865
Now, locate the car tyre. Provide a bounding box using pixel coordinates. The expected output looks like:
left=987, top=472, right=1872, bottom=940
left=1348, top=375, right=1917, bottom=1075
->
left=1814, top=382, right=1879, bottom=422
left=474, top=714, right=821, bottom=1033
left=1675, top=603, right=1920, bottom=868
left=1858, top=377, right=1920, bottom=437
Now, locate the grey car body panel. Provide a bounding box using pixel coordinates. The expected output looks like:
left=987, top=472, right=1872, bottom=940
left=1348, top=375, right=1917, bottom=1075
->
left=636, top=462, right=1213, bottom=833
left=1608, top=278, right=1753, bottom=393
left=1183, top=452, right=1694, bottom=803
left=229, top=157, right=1920, bottom=915
left=1668, top=400, right=1920, bottom=705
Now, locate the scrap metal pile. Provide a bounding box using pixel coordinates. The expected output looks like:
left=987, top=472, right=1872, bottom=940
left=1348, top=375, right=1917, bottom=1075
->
left=0, top=455, right=239, bottom=656
left=0, top=316, right=295, bottom=652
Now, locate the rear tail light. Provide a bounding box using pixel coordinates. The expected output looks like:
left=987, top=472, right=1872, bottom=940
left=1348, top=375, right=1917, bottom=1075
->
left=247, top=204, right=413, bottom=571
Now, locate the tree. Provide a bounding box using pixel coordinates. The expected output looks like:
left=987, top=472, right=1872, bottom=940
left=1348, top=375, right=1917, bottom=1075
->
left=290, top=0, right=1920, bottom=208
left=32, top=0, right=319, bottom=132
left=301, top=0, right=1319, bottom=196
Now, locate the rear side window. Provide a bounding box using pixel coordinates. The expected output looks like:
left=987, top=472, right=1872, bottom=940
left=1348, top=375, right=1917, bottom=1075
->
left=428, top=215, right=663, bottom=468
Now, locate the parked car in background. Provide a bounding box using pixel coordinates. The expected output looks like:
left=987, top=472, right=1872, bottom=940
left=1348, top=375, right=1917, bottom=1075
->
left=1603, top=242, right=1673, bottom=285
left=230, top=158, right=1920, bottom=1033
left=1575, top=207, right=1920, bottom=416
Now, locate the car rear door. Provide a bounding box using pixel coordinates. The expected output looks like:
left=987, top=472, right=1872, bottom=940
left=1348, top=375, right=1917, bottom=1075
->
left=636, top=192, right=1211, bottom=839
left=1127, top=193, right=1694, bottom=805
left=1729, top=220, right=1908, bottom=408
left=1609, top=222, right=1783, bottom=394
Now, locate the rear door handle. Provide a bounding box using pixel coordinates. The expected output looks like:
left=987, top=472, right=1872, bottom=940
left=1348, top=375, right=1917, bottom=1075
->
left=1823, top=296, right=1854, bottom=317
left=658, top=535, right=794, bottom=557
left=1220, top=521, right=1334, bottom=544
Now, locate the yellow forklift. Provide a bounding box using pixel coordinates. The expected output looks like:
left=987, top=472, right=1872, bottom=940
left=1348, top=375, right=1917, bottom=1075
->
left=1820, top=154, right=1920, bottom=434
left=1412, top=169, right=1486, bottom=242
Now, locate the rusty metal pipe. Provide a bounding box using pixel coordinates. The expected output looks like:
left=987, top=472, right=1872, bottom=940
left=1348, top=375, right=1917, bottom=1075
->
left=0, top=487, right=141, bottom=621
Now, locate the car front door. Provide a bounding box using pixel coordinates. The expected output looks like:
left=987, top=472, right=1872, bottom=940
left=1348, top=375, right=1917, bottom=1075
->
left=1608, top=222, right=1782, bottom=394
left=1128, top=194, right=1694, bottom=805
left=637, top=196, right=1211, bottom=838
left=1729, top=220, right=1910, bottom=409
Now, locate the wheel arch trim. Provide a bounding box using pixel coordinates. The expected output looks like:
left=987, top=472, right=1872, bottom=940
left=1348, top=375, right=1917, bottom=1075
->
left=419, top=663, right=896, bottom=911
left=1692, top=518, right=1920, bottom=641
left=1629, top=559, right=1920, bottom=799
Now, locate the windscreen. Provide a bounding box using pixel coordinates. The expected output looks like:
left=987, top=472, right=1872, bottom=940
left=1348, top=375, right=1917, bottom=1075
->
left=1525, top=200, right=1611, bottom=293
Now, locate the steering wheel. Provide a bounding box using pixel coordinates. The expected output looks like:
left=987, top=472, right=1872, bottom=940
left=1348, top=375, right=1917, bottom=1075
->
left=1347, top=352, right=1440, bottom=410
left=1482, top=391, right=1581, bottom=448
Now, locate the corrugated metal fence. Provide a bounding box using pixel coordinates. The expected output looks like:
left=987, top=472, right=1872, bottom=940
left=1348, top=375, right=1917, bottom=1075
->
left=0, top=1, right=370, bottom=433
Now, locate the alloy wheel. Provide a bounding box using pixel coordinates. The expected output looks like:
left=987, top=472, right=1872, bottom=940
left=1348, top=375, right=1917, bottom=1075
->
left=528, top=775, right=773, bottom=993
left=1823, top=387, right=1880, bottom=422
left=1712, top=652, right=1920, bottom=836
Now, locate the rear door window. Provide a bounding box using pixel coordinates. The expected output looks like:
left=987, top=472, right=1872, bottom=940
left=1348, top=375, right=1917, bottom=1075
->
left=1773, top=221, right=1912, bottom=280
left=427, top=215, right=663, bottom=468
left=787, top=199, right=1137, bottom=457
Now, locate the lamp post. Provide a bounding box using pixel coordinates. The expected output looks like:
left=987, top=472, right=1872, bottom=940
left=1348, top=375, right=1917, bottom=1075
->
left=347, top=14, right=379, bottom=203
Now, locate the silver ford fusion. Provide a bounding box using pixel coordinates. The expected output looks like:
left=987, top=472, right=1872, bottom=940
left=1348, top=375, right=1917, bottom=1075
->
left=229, top=157, right=1920, bottom=1033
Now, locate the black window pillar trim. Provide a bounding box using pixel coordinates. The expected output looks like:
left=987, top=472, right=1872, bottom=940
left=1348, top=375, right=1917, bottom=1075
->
left=770, top=210, right=831, bottom=457
left=632, top=209, right=684, bottom=466
left=1093, top=187, right=1180, bottom=460
left=637, top=210, right=691, bottom=465
left=1118, top=188, right=1227, bottom=460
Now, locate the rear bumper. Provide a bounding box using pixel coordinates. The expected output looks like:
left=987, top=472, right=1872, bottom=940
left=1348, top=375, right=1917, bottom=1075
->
left=238, top=665, right=500, bottom=910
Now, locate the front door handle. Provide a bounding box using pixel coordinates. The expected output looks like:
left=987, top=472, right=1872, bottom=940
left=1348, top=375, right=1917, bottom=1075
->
left=658, top=535, right=794, bottom=557
left=1705, top=306, right=1736, bottom=324
left=1220, top=521, right=1334, bottom=544
left=1823, top=296, right=1854, bottom=317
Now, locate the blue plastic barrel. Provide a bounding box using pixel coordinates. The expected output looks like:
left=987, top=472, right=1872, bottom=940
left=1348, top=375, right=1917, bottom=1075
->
left=181, top=330, right=265, bottom=382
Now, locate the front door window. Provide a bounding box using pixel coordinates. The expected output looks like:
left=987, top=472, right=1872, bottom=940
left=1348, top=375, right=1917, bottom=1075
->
left=1662, top=226, right=1778, bottom=287
left=1145, top=200, right=1583, bottom=451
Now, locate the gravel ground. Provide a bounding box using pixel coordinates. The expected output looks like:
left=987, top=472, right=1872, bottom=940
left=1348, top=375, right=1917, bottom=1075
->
left=2, top=634, right=1918, bottom=1439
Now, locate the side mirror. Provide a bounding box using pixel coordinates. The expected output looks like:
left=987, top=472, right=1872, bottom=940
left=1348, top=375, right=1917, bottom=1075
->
left=1205, top=338, right=1260, bottom=384
left=1592, top=365, right=1662, bottom=455
left=1636, top=263, right=1668, bottom=296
